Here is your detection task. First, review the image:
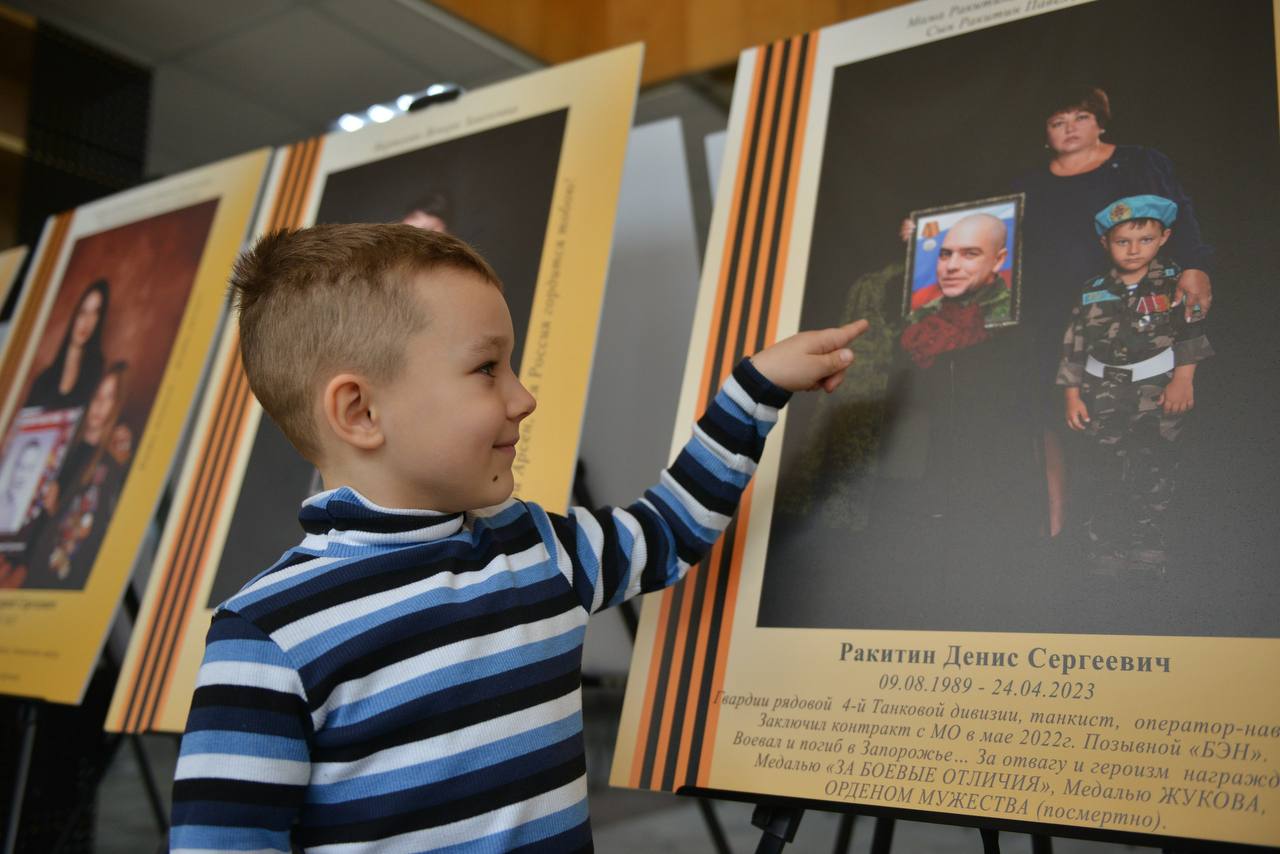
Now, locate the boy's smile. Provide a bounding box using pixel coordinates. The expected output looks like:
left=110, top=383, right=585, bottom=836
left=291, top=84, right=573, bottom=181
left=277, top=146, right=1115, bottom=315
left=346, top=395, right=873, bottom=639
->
left=374, top=268, right=536, bottom=512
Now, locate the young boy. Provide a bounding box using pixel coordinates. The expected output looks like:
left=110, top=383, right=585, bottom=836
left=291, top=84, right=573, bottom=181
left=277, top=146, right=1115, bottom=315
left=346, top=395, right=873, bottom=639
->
left=1057, top=194, right=1212, bottom=576
left=170, top=223, right=867, bottom=853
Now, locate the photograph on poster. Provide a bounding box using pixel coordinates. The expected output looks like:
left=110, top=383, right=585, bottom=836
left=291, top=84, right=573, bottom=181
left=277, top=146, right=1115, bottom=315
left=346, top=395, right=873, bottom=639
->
left=902, top=194, right=1021, bottom=335
left=203, top=111, right=566, bottom=608
left=0, top=201, right=217, bottom=590
left=0, top=407, right=80, bottom=536
left=759, top=0, right=1279, bottom=639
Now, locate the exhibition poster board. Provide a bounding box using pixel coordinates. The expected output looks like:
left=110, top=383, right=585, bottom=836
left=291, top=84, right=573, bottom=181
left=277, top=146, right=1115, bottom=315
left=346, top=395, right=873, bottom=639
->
left=612, top=0, right=1280, bottom=847
left=0, top=245, right=28, bottom=313
left=108, top=45, right=643, bottom=733
left=0, top=149, right=271, bottom=704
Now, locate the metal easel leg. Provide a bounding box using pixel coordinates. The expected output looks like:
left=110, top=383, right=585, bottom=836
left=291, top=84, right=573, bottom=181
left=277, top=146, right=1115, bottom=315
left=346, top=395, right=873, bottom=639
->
left=980, top=827, right=1001, bottom=854
left=695, top=797, right=731, bottom=854
left=752, top=802, right=804, bottom=854
left=1031, top=834, right=1053, bottom=854
left=869, top=817, right=895, bottom=854
left=2, top=703, right=39, bottom=854
left=831, top=813, right=855, bottom=853
left=128, top=735, right=169, bottom=835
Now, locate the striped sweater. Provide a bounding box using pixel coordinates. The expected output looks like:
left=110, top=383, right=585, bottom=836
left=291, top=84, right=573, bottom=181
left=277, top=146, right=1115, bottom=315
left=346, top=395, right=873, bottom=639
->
left=171, top=359, right=789, bottom=853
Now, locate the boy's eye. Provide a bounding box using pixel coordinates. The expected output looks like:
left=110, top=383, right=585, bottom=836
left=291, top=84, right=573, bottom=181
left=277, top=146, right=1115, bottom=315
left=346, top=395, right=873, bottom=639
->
left=477, top=362, right=497, bottom=377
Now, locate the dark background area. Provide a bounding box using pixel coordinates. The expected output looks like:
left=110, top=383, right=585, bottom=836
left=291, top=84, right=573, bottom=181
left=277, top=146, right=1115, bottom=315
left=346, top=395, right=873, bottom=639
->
left=312, top=107, right=568, bottom=369
left=207, top=110, right=566, bottom=605
left=758, top=0, right=1280, bottom=636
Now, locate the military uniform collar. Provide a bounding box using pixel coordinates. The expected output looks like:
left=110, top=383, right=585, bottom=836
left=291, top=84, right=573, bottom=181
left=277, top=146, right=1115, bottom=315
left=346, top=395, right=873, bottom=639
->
left=1103, top=257, right=1179, bottom=297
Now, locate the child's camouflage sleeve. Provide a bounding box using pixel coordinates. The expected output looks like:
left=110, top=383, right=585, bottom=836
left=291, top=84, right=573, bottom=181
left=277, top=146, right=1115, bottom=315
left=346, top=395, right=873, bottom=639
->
left=1056, top=304, right=1087, bottom=387
left=541, top=357, right=790, bottom=613
left=170, top=611, right=312, bottom=854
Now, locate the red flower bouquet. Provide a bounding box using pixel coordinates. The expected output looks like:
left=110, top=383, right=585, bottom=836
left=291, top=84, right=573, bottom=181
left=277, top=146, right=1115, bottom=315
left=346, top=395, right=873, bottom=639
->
left=900, top=300, right=989, bottom=368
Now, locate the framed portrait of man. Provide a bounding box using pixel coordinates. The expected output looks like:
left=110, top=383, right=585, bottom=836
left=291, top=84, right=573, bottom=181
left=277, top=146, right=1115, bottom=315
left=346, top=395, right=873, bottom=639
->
left=903, top=193, right=1023, bottom=331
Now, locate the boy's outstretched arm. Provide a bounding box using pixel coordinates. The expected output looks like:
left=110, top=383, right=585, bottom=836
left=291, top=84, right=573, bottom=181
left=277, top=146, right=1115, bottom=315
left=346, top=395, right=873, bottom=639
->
left=544, top=320, right=870, bottom=613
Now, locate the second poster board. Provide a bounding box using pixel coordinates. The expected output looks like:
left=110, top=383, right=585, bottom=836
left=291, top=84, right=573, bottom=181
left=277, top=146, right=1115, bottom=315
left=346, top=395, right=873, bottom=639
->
left=107, top=45, right=643, bottom=734
left=612, top=0, right=1280, bottom=848
left=0, top=150, right=270, bottom=704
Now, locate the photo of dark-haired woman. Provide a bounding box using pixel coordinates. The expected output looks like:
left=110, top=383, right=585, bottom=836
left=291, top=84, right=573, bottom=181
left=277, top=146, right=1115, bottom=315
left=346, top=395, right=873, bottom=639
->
left=24, top=278, right=110, bottom=411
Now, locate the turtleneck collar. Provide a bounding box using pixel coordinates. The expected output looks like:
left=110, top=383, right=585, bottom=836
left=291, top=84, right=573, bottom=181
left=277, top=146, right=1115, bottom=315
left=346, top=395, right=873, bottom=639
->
left=298, top=486, right=466, bottom=542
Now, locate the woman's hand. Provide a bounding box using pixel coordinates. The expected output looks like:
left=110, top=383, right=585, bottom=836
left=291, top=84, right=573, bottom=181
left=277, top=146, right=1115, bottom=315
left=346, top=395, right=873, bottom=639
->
left=1176, top=269, right=1212, bottom=321
left=750, top=320, right=870, bottom=393
left=1064, top=388, right=1090, bottom=431
left=899, top=218, right=913, bottom=243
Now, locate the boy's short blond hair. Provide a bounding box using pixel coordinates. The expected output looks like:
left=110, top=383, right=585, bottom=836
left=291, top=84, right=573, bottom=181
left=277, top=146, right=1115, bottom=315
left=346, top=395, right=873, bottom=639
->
left=231, top=223, right=500, bottom=460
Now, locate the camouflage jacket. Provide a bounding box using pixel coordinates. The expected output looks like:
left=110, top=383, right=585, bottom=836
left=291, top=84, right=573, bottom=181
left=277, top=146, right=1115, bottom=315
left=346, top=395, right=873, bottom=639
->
left=905, top=278, right=1011, bottom=326
left=1057, top=258, right=1213, bottom=387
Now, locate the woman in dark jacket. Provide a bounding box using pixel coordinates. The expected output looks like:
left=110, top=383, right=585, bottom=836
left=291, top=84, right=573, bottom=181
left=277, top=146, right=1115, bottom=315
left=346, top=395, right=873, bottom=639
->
left=1014, top=84, right=1213, bottom=539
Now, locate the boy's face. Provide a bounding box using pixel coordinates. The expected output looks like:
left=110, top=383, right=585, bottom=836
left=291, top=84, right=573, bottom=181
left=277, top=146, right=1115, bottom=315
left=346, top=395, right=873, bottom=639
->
left=1102, top=221, right=1170, bottom=276
left=376, top=268, right=536, bottom=512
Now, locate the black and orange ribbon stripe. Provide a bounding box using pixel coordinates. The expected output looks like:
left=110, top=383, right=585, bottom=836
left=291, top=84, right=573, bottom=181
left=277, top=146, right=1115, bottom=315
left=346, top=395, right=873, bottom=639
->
left=113, top=138, right=324, bottom=733
left=630, top=31, right=818, bottom=792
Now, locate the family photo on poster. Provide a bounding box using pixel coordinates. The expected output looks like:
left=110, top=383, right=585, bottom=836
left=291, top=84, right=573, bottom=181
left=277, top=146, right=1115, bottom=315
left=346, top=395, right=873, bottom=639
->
left=761, top=0, right=1279, bottom=638
left=0, top=202, right=218, bottom=591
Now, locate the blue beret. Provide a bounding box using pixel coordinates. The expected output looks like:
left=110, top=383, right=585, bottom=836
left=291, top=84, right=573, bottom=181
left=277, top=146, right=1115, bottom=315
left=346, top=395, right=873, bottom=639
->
left=1095, top=194, right=1178, bottom=236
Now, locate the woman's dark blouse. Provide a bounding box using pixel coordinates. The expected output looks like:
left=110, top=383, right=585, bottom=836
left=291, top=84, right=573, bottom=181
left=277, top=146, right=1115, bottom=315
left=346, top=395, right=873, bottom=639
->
left=25, top=356, right=103, bottom=412
left=1016, top=144, right=1214, bottom=346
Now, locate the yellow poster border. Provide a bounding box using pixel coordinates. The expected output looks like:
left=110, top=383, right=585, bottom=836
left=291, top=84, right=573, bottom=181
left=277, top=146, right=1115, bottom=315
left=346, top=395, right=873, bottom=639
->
left=0, top=148, right=271, bottom=705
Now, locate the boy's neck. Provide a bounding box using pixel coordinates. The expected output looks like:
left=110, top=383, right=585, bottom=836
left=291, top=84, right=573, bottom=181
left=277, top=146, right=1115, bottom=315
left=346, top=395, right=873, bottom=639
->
left=317, top=455, right=470, bottom=514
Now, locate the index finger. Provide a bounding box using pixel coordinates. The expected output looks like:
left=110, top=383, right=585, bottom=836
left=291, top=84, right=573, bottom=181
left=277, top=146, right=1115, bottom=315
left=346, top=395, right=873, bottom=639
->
left=820, top=319, right=870, bottom=351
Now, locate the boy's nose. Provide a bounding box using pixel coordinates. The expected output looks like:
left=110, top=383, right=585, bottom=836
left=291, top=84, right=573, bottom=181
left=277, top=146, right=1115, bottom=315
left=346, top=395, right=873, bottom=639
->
left=509, top=381, right=537, bottom=421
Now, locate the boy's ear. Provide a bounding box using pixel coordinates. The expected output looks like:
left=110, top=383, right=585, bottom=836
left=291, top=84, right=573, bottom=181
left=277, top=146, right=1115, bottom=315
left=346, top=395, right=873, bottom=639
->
left=1159, top=227, right=1172, bottom=247
left=321, top=373, right=384, bottom=451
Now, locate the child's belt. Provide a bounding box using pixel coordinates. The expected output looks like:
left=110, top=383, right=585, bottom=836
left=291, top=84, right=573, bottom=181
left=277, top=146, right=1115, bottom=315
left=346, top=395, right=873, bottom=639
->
left=1084, top=348, right=1174, bottom=383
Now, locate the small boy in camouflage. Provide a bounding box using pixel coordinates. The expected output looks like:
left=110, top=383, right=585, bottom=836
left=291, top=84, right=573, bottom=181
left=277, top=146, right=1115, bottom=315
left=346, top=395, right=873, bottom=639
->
left=1056, top=194, right=1213, bottom=575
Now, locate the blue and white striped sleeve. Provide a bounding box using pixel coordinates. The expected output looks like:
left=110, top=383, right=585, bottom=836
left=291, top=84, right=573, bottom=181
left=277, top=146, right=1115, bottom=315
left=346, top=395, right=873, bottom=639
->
left=547, top=358, right=791, bottom=613
left=171, top=610, right=312, bottom=854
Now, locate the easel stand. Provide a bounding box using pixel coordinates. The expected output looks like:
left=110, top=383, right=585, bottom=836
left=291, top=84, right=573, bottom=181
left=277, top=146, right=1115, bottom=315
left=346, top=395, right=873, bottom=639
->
left=746, top=801, right=1054, bottom=854
left=1, top=704, right=37, bottom=854
left=2, top=584, right=171, bottom=854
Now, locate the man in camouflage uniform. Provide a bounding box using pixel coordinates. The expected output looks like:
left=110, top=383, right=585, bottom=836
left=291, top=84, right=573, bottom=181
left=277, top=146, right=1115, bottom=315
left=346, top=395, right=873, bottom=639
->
left=1057, top=195, right=1212, bottom=576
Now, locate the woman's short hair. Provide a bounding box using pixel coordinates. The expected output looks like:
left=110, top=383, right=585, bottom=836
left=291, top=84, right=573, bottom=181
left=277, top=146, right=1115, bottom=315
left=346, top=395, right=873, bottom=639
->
left=1041, top=84, right=1112, bottom=127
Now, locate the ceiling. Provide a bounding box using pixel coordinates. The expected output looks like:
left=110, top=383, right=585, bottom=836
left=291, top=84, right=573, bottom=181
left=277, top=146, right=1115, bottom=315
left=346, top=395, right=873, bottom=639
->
left=5, top=0, right=542, bottom=176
